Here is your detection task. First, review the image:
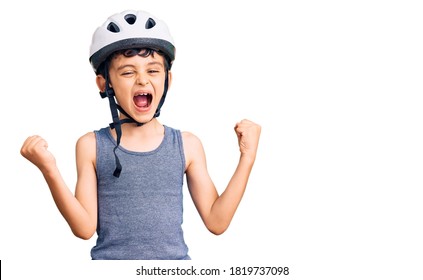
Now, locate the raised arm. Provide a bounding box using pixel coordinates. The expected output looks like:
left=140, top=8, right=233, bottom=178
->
left=20, top=133, right=98, bottom=240
left=184, top=119, right=261, bottom=235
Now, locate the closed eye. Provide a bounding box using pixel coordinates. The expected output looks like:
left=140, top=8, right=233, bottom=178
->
left=122, top=71, right=135, bottom=76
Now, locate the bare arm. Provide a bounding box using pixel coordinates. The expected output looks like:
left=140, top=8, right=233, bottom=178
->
left=20, top=133, right=98, bottom=240
left=184, top=119, right=261, bottom=235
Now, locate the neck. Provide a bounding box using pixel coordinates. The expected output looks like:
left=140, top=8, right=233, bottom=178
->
left=123, top=117, right=163, bottom=134
left=110, top=118, right=165, bottom=152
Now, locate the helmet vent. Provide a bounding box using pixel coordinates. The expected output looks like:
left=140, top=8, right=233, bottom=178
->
left=124, top=14, right=137, bottom=25
left=107, top=22, right=120, bottom=33
left=145, top=18, right=156, bottom=29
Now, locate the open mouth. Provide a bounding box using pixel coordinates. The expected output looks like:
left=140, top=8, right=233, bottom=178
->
left=133, top=93, right=153, bottom=108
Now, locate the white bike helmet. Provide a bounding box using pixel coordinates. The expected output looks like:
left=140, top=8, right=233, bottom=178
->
left=89, top=10, right=175, bottom=72
left=88, top=10, right=176, bottom=178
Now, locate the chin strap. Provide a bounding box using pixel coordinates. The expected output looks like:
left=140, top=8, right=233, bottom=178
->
left=102, top=79, right=123, bottom=177
left=99, top=68, right=170, bottom=178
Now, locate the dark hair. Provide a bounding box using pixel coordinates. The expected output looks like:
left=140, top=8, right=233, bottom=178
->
left=96, top=48, right=170, bottom=76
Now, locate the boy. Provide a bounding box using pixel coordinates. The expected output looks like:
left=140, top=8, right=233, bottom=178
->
left=20, top=10, right=261, bottom=260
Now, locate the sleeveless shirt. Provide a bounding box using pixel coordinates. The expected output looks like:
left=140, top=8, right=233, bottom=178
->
left=90, top=125, right=190, bottom=260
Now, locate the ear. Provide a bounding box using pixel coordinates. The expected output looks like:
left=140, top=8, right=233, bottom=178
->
left=96, top=75, right=106, bottom=92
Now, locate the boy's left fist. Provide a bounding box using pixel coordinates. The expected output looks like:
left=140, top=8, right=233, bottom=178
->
left=234, top=119, right=261, bottom=160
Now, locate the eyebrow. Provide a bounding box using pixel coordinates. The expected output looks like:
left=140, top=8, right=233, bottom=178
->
left=116, top=61, right=164, bottom=71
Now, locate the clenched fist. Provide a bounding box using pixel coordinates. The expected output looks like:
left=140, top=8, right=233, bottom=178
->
left=20, top=136, right=56, bottom=173
left=234, top=119, right=261, bottom=161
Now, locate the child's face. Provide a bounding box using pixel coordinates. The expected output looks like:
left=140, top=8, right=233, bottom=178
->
left=103, top=52, right=170, bottom=123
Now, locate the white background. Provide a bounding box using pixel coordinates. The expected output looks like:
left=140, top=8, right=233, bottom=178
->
left=1, top=0, right=423, bottom=279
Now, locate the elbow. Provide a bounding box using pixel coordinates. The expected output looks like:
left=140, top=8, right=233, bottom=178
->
left=76, top=232, right=95, bottom=240
left=206, top=221, right=229, bottom=236
left=74, top=230, right=95, bottom=240
left=72, top=226, right=96, bottom=240
left=209, top=228, right=227, bottom=236
left=204, top=213, right=234, bottom=235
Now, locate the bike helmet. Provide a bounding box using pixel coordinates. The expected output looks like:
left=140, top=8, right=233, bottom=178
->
left=89, top=10, right=175, bottom=72
left=89, top=10, right=176, bottom=177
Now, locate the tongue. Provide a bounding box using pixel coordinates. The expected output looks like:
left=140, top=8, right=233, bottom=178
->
left=134, top=95, right=148, bottom=107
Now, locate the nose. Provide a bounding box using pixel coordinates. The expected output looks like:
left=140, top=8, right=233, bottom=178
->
left=137, top=76, right=150, bottom=86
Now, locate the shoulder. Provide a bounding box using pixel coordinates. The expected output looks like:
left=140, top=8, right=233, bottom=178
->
left=76, top=127, right=110, bottom=149
left=76, top=132, right=96, bottom=160
left=77, top=132, right=96, bottom=148
left=181, top=131, right=202, bottom=149
left=181, top=131, right=206, bottom=169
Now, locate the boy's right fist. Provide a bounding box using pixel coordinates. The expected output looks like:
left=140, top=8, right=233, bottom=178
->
left=21, top=136, right=56, bottom=172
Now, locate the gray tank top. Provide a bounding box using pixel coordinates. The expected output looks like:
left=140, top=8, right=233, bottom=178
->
left=90, top=125, right=190, bottom=260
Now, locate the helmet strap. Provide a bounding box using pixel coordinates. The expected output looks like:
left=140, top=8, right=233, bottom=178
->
left=153, top=69, right=169, bottom=118
left=101, top=64, right=123, bottom=177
